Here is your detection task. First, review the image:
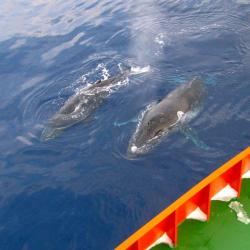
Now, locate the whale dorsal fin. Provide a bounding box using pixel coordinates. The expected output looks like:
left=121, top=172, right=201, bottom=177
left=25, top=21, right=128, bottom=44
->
left=95, top=79, right=102, bottom=85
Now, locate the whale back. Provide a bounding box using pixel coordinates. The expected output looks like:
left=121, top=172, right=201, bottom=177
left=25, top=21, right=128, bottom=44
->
left=41, top=70, right=130, bottom=141
left=129, top=78, right=205, bottom=150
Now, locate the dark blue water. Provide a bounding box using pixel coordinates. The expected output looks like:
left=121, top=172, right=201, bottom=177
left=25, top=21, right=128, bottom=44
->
left=0, top=1, right=250, bottom=249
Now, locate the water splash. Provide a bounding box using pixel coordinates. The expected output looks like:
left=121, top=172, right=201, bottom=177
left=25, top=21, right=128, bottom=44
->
left=96, top=63, right=110, bottom=80
left=154, top=33, right=165, bottom=47
left=58, top=63, right=111, bottom=101
left=130, top=65, right=151, bottom=75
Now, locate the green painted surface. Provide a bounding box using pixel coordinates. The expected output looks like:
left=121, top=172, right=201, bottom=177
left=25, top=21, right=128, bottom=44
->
left=152, top=179, right=250, bottom=250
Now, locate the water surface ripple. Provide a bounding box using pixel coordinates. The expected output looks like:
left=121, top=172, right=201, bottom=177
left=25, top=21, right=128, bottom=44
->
left=0, top=0, right=249, bottom=249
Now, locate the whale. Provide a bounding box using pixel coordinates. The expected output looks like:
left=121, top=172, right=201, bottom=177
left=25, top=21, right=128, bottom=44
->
left=128, top=77, right=207, bottom=156
left=41, top=68, right=132, bottom=141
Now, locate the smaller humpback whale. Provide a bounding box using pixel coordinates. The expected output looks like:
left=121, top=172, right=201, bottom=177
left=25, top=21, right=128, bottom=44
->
left=41, top=67, right=132, bottom=141
left=128, top=77, right=207, bottom=156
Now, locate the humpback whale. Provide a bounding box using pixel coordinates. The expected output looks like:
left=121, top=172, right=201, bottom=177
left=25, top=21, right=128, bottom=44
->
left=128, top=77, right=206, bottom=156
left=41, top=68, right=132, bottom=141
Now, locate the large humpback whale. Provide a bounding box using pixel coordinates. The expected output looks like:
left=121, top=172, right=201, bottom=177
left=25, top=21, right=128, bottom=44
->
left=128, top=77, right=206, bottom=156
left=41, top=68, right=133, bottom=141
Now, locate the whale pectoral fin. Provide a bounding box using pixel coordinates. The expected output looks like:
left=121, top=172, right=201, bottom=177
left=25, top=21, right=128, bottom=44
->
left=82, top=115, right=96, bottom=124
left=95, top=79, right=102, bottom=85
left=180, top=126, right=210, bottom=150
left=41, top=126, right=62, bottom=141
left=81, top=115, right=97, bottom=124
left=113, top=117, right=138, bottom=127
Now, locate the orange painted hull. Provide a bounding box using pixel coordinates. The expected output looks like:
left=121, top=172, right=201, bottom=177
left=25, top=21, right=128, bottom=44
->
left=115, top=146, right=250, bottom=250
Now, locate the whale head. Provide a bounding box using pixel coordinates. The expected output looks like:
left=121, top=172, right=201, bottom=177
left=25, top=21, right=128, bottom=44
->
left=127, top=77, right=205, bottom=157
left=127, top=111, right=178, bottom=156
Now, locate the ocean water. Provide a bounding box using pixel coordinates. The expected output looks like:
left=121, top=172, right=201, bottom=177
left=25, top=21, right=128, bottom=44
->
left=0, top=1, right=249, bottom=249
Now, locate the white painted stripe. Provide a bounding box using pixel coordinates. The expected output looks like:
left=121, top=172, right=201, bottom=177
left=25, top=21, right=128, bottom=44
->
left=242, top=170, right=250, bottom=179
left=211, top=184, right=238, bottom=202
left=146, top=232, right=173, bottom=250
left=186, top=207, right=207, bottom=221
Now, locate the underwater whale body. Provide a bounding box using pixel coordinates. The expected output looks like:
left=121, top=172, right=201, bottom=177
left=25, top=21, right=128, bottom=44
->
left=128, top=77, right=206, bottom=156
left=41, top=68, right=132, bottom=141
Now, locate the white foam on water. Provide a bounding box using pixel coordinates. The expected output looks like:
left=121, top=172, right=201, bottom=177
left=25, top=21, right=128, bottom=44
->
left=211, top=184, right=238, bottom=202
left=186, top=207, right=208, bottom=221
left=130, top=65, right=151, bottom=75
left=146, top=232, right=173, bottom=250
left=229, top=201, right=250, bottom=225
left=96, top=63, right=110, bottom=80
left=77, top=63, right=129, bottom=97
left=242, top=170, right=250, bottom=178
left=154, top=33, right=165, bottom=47
left=75, top=63, right=110, bottom=91
left=66, top=65, right=102, bottom=97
